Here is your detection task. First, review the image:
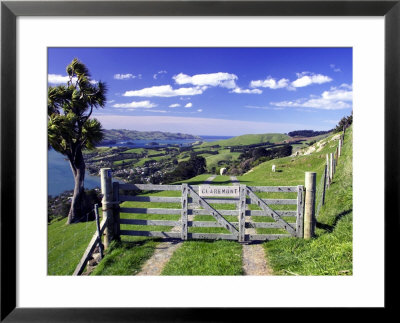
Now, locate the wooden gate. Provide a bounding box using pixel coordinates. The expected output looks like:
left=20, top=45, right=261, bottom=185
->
left=112, top=183, right=304, bottom=242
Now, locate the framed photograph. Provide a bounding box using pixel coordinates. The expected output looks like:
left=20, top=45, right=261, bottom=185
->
left=1, top=0, right=398, bottom=320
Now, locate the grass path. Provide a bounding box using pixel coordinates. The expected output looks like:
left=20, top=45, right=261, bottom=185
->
left=242, top=243, right=272, bottom=275
left=136, top=239, right=182, bottom=276
left=233, top=174, right=272, bottom=275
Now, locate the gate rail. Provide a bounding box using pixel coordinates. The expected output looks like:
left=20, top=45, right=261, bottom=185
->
left=109, top=181, right=305, bottom=242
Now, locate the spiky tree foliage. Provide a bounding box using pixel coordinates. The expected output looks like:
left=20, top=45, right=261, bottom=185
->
left=333, top=111, right=353, bottom=133
left=48, top=58, right=107, bottom=224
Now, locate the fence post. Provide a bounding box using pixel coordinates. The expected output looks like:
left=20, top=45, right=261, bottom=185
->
left=113, top=182, right=121, bottom=241
left=181, top=183, right=188, bottom=240
left=329, top=153, right=334, bottom=182
left=296, top=185, right=304, bottom=238
left=94, top=204, right=104, bottom=259
left=338, top=138, right=342, bottom=157
left=326, top=154, right=330, bottom=187
left=322, top=164, right=327, bottom=206
left=238, top=184, right=246, bottom=242
left=304, top=172, right=316, bottom=239
left=100, top=168, right=114, bottom=249
left=335, top=147, right=339, bottom=166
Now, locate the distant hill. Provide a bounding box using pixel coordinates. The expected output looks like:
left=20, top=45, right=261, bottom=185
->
left=288, top=129, right=333, bottom=137
left=101, top=129, right=201, bottom=145
left=200, top=133, right=291, bottom=148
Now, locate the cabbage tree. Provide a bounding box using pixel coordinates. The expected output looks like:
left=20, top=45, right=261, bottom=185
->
left=48, top=58, right=106, bottom=224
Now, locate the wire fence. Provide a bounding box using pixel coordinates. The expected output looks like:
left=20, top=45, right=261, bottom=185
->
left=314, top=130, right=346, bottom=220
left=48, top=208, right=98, bottom=275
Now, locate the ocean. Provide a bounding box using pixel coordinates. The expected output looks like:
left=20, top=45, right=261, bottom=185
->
left=48, top=136, right=232, bottom=197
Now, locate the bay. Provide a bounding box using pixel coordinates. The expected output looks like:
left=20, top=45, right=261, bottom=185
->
left=48, top=149, right=105, bottom=197
left=100, top=136, right=232, bottom=148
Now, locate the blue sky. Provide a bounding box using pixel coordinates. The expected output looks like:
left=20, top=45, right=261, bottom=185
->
left=48, top=48, right=352, bottom=136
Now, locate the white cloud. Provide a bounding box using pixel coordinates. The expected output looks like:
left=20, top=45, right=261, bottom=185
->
left=271, top=86, right=352, bottom=110
left=48, top=74, right=97, bottom=85
left=145, top=109, right=168, bottom=113
left=291, top=72, right=332, bottom=88
left=153, top=70, right=167, bottom=79
left=173, top=72, right=238, bottom=89
left=169, top=103, right=181, bottom=108
left=184, top=103, right=193, bottom=108
left=123, top=85, right=204, bottom=97
left=197, top=109, right=203, bottom=112
left=231, top=87, right=262, bottom=94
left=338, top=83, right=352, bottom=90
left=112, top=100, right=157, bottom=108
left=48, top=74, right=72, bottom=84
left=321, top=88, right=352, bottom=101
left=114, top=73, right=135, bottom=80
left=330, top=64, right=342, bottom=72
left=250, top=77, right=289, bottom=89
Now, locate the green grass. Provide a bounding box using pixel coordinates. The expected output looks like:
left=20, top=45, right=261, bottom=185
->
left=113, top=158, right=136, bottom=166
left=200, top=133, right=290, bottom=148
left=176, top=174, right=212, bottom=185
left=48, top=218, right=98, bottom=275
left=263, top=127, right=353, bottom=275
left=209, top=175, right=233, bottom=185
left=205, top=149, right=241, bottom=170
left=161, top=240, right=243, bottom=275
left=122, top=148, right=145, bottom=154
left=132, top=155, right=167, bottom=166
left=91, top=238, right=162, bottom=275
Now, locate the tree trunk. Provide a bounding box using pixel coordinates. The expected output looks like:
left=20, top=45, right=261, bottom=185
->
left=67, top=147, right=86, bottom=224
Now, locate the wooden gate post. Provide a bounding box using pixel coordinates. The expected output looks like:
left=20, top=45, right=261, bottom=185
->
left=238, top=185, right=246, bottom=242
left=304, top=172, right=316, bottom=239
left=296, top=185, right=304, bottom=238
left=101, top=168, right=114, bottom=249
left=181, top=183, right=188, bottom=240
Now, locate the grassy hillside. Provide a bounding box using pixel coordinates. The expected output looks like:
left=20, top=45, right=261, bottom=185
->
left=200, top=133, right=290, bottom=148
left=264, top=126, right=352, bottom=275
left=48, top=218, right=98, bottom=275
left=204, top=149, right=241, bottom=171
left=103, top=129, right=201, bottom=142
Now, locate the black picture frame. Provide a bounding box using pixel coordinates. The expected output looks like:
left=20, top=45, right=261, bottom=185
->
left=1, top=1, right=398, bottom=321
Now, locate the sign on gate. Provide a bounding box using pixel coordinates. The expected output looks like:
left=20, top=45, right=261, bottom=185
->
left=199, top=185, right=240, bottom=197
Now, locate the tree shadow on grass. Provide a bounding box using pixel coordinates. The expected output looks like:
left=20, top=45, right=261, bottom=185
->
left=117, top=237, right=184, bottom=250
left=316, top=209, right=352, bottom=233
